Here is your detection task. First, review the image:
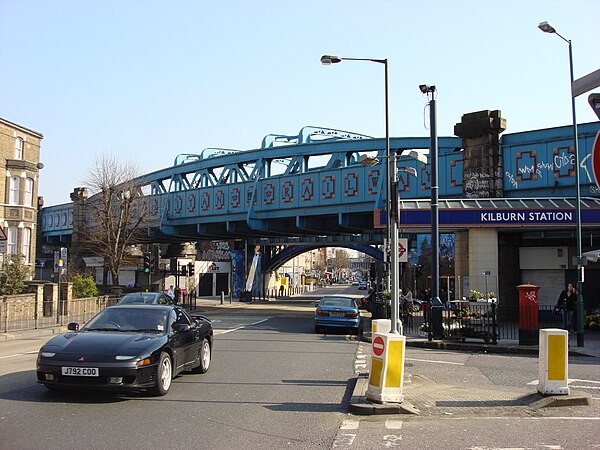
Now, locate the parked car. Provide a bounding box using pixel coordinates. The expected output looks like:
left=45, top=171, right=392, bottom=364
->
left=358, top=281, right=367, bottom=290
left=36, top=305, right=213, bottom=396
left=315, top=296, right=361, bottom=334
left=117, top=292, right=173, bottom=305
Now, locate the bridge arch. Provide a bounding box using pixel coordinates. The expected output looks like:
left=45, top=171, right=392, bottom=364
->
left=264, top=243, right=382, bottom=273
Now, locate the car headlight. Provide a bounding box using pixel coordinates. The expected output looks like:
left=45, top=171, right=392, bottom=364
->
left=115, top=355, right=136, bottom=361
left=41, top=352, right=56, bottom=358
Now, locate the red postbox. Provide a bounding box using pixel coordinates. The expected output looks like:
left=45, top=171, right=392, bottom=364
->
left=516, top=283, right=540, bottom=345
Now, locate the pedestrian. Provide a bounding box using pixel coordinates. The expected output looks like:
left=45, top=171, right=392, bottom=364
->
left=403, top=289, right=414, bottom=327
left=167, top=285, right=175, bottom=300
left=556, top=283, right=577, bottom=332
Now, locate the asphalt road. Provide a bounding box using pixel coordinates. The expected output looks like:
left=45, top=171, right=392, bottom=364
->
left=1, top=285, right=599, bottom=449
left=0, top=295, right=360, bottom=450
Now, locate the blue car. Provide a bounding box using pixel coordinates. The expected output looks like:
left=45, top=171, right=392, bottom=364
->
left=315, top=296, right=361, bottom=334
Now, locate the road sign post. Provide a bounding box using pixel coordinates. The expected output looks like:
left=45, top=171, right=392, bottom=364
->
left=592, top=130, right=600, bottom=189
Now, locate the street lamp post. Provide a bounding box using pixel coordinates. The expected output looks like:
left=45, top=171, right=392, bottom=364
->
left=419, top=84, right=441, bottom=338
left=321, top=54, right=401, bottom=334
left=538, top=21, right=584, bottom=347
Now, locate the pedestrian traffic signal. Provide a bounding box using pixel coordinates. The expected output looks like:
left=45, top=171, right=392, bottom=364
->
left=150, top=257, right=156, bottom=273
left=143, top=253, right=151, bottom=273
left=181, top=264, right=187, bottom=276
left=188, top=262, right=195, bottom=276
left=169, top=258, right=177, bottom=275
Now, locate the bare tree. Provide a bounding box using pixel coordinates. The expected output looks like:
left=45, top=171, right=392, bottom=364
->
left=80, top=154, right=151, bottom=286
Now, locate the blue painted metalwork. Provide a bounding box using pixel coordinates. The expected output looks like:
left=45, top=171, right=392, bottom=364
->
left=40, top=122, right=600, bottom=242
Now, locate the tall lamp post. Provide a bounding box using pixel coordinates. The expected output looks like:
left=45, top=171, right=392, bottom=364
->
left=538, top=21, right=584, bottom=347
left=321, top=54, right=402, bottom=334
left=419, top=85, right=441, bottom=340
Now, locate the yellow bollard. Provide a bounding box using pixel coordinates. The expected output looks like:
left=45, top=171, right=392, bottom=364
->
left=538, top=328, right=569, bottom=395
left=366, top=332, right=406, bottom=403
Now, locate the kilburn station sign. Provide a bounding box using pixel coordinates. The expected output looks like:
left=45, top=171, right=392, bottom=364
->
left=398, top=198, right=600, bottom=228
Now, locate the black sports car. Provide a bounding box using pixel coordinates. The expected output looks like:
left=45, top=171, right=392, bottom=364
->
left=36, top=305, right=213, bottom=396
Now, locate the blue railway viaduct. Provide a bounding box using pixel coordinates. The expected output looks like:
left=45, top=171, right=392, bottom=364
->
left=38, top=111, right=600, bottom=307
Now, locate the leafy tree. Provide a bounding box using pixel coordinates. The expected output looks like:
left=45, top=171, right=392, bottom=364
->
left=80, top=154, right=151, bottom=286
left=0, top=254, right=31, bottom=295
left=71, top=274, right=99, bottom=298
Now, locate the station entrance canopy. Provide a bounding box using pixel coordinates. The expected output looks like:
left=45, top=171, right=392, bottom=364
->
left=397, top=197, right=600, bottom=231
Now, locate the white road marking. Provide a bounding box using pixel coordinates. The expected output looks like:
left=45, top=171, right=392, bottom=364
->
left=569, top=378, right=600, bottom=384
left=332, top=433, right=355, bottom=447
left=451, top=416, right=600, bottom=421
left=340, top=419, right=360, bottom=430
left=0, top=351, right=38, bottom=360
left=384, top=420, right=403, bottom=430
left=528, top=378, right=600, bottom=387
left=214, top=318, right=269, bottom=335
left=405, top=357, right=464, bottom=366
left=382, top=434, right=402, bottom=447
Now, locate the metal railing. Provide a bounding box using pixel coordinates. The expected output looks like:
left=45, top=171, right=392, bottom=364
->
left=1, top=296, right=119, bottom=334
left=398, top=303, right=564, bottom=343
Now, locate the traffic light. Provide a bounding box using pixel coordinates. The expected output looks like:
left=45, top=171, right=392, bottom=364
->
left=188, top=262, right=195, bottom=276
left=153, top=246, right=161, bottom=274
left=150, top=256, right=156, bottom=273
left=181, top=264, right=187, bottom=276
left=170, top=258, right=177, bottom=275
left=143, top=253, right=151, bottom=273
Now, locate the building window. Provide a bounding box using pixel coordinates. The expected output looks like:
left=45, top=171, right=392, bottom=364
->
left=24, top=178, right=34, bottom=206
left=7, top=227, right=18, bottom=255
left=21, top=228, right=32, bottom=264
left=15, top=137, right=24, bottom=159
left=9, top=176, right=20, bottom=204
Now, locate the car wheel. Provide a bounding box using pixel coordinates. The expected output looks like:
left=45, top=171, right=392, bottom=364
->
left=315, top=325, right=322, bottom=333
left=413, top=305, right=420, bottom=312
left=150, top=352, right=172, bottom=396
left=191, top=338, right=211, bottom=374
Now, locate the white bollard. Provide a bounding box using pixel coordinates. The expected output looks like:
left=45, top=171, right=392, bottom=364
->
left=366, top=332, right=406, bottom=403
left=371, top=319, right=391, bottom=335
left=538, top=328, right=569, bottom=395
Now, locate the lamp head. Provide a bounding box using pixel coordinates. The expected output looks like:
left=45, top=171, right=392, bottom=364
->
left=419, top=84, right=436, bottom=94
left=538, top=21, right=556, bottom=33
left=401, top=167, right=418, bottom=178
left=358, top=154, right=380, bottom=167
left=320, top=55, right=342, bottom=65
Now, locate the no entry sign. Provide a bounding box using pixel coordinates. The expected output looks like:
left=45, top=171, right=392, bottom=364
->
left=373, top=336, right=385, bottom=356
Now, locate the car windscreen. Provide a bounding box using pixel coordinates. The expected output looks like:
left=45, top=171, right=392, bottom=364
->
left=320, top=298, right=356, bottom=308
left=118, top=293, right=158, bottom=304
left=83, top=308, right=168, bottom=332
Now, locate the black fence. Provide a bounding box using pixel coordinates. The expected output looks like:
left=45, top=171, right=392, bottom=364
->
left=372, top=299, right=565, bottom=344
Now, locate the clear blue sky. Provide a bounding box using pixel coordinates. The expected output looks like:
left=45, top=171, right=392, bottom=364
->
left=2, top=1, right=598, bottom=206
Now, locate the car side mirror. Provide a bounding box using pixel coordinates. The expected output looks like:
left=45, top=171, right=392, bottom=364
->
left=67, top=322, right=79, bottom=331
left=172, top=323, right=191, bottom=333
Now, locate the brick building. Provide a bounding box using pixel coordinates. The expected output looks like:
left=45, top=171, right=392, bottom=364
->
left=0, top=117, right=43, bottom=273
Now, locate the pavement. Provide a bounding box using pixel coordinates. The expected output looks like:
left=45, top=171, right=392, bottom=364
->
left=2, top=296, right=597, bottom=416
left=350, top=314, right=597, bottom=415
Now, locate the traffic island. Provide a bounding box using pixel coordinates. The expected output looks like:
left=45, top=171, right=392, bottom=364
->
left=530, top=391, right=592, bottom=409
left=349, top=374, right=420, bottom=415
